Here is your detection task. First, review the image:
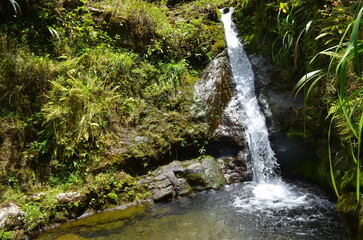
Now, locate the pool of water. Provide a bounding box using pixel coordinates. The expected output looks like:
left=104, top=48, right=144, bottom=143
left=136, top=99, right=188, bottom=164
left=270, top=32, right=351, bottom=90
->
left=36, top=180, right=347, bottom=240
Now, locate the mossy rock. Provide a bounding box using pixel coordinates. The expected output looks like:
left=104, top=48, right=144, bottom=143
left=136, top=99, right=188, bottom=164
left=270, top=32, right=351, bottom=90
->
left=185, top=173, right=206, bottom=187
left=336, top=193, right=361, bottom=239
left=200, top=156, right=226, bottom=189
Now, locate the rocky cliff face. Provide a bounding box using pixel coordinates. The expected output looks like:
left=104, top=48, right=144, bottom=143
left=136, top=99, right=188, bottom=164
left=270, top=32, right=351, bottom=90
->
left=194, top=50, right=252, bottom=183
left=194, top=49, right=319, bottom=183
left=248, top=53, right=320, bottom=180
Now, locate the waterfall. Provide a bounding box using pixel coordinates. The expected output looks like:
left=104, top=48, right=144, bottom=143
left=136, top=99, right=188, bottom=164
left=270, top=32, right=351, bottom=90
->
left=220, top=8, right=309, bottom=211
left=220, top=8, right=278, bottom=183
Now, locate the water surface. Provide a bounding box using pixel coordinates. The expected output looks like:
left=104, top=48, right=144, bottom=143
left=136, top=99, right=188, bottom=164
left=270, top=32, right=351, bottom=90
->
left=36, top=180, right=346, bottom=240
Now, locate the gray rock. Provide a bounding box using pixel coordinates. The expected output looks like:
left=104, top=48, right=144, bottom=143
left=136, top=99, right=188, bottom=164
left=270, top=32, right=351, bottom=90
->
left=185, top=162, right=203, bottom=174
left=135, top=136, right=149, bottom=143
left=200, top=157, right=226, bottom=189
left=0, top=203, right=25, bottom=230
left=182, top=157, right=226, bottom=190
left=56, top=192, right=82, bottom=203
left=150, top=185, right=175, bottom=201
left=149, top=169, right=176, bottom=201
left=218, top=151, right=252, bottom=184
left=193, top=50, right=234, bottom=131
left=174, top=178, right=192, bottom=196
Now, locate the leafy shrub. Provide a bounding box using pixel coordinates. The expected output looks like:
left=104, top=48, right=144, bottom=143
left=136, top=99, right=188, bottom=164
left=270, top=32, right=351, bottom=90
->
left=22, top=203, right=47, bottom=231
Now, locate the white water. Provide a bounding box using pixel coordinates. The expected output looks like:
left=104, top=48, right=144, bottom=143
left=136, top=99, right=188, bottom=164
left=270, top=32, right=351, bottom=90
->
left=220, top=8, right=309, bottom=211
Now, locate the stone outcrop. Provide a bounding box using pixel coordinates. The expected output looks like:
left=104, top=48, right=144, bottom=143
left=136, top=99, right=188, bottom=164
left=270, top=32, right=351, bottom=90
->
left=147, top=156, right=226, bottom=201
left=194, top=49, right=252, bottom=183
left=0, top=203, right=25, bottom=230
left=56, top=192, right=82, bottom=204
left=194, top=50, right=234, bottom=132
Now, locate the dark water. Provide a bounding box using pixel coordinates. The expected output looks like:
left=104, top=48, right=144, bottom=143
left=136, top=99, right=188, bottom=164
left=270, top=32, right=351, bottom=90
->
left=36, top=180, right=346, bottom=240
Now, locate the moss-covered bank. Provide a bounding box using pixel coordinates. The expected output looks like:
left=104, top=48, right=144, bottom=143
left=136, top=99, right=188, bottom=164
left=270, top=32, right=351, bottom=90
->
left=0, top=0, right=228, bottom=238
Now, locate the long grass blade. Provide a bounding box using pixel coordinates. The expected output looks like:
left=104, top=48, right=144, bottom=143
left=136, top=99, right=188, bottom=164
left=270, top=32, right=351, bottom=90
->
left=356, top=106, right=363, bottom=201
left=351, top=7, right=363, bottom=74
left=293, top=70, right=323, bottom=97
left=338, top=94, right=358, bottom=139
left=328, top=117, right=340, bottom=198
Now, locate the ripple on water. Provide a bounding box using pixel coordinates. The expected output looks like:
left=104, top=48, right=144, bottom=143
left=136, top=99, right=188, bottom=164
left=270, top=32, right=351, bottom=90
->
left=36, top=181, right=347, bottom=240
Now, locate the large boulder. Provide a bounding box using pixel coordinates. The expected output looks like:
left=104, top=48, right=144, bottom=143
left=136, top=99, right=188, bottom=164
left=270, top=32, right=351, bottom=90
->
left=56, top=192, right=82, bottom=204
left=194, top=49, right=252, bottom=183
left=194, top=50, right=234, bottom=132
left=148, top=156, right=226, bottom=201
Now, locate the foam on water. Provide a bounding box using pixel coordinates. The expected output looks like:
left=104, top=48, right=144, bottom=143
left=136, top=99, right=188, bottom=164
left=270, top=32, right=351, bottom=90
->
left=233, top=181, right=308, bottom=212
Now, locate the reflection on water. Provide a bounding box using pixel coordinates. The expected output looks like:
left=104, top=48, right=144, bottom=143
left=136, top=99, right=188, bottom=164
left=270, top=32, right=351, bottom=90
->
left=36, top=181, right=346, bottom=240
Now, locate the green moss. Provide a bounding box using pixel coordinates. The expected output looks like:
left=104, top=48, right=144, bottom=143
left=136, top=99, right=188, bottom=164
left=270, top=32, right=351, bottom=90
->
left=337, top=193, right=361, bottom=239
left=201, top=156, right=226, bottom=189
left=0, top=230, right=14, bottom=240
left=0, top=0, right=225, bottom=236
left=185, top=173, right=206, bottom=187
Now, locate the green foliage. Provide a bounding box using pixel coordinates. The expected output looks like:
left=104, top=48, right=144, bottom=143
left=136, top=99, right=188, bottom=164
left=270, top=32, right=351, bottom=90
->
left=38, top=72, right=120, bottom=172
left=0, top=230, right=13, bottom=240
left=53, top=5, right=112, bottom=56
left=8, top=0, right=20, bottom=14
left=295, top=5, right=363, bottom=201
left=0, top=46, right=55, bottom=115
left=271, top=1, right=314, bottom=70
left=159, top=59, right=187, bottom=95
left=0, top=0, right=220, bottom=234
left=230, top=0, right=254, bottom=10
left=22, top=203, right=47, bottom=231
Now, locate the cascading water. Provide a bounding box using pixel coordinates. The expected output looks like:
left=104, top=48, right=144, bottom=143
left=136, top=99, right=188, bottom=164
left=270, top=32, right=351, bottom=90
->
left=220, top=8, right=310, bottom=211
left=220, top=7, right=277, bottom=183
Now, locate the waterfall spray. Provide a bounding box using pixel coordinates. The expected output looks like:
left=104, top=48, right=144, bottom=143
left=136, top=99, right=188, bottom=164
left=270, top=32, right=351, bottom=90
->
left=220, top=7, right=310, bottom=211
left=220, top=8, right=278, bottom=183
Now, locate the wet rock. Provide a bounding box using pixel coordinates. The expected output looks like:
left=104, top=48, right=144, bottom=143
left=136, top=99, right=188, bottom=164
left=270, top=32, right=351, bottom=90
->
left=0, top=203, right=25, bottom=230
left=200, top=156, right=226, bottom=189
left=248, top=53, right=317, bottom=178
left=56, top=192, right=82, bottom=203
left=212, top=102, right=247, bottom=147
left=193, top=49, right=251, bottom=180
left=218, top=151, right=252, bottom=184
left=193, top=49, right=248, bottom=146
left=174, top=178, right=192, bottom=196
left=194, top=50, right=234, bottom=131
left=148, top=157, right=226, bottom=201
